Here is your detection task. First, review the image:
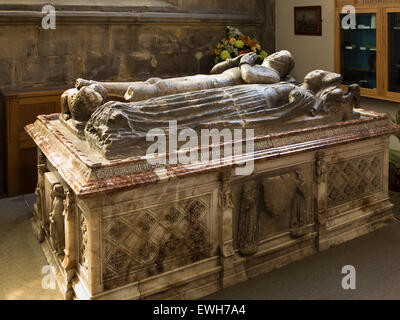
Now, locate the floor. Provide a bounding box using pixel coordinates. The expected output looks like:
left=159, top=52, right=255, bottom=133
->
left=208, top=204, right=400, bottom=300
left=0, top=194, right=63, bottom=299
left=0, top=193, right=400, bottom=300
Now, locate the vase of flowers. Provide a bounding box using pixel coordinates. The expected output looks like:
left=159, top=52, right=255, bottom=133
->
left=213, top=26, right=268, bottom=65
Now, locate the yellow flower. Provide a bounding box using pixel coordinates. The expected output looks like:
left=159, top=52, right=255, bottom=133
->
left=256, top=43, right=261, bottom=50
left=235, top=40, right=245, bottom=49
left=260, top=50, right=268, bottom=58
left=252, top=47, right=257, bottom=53
left=217, top=43, right=224, bottom=49
left=214, top=49, right=221, bottom=55
left=221, top=50, right=231, bottom=60
left=229, top=38, right=236, bottom=45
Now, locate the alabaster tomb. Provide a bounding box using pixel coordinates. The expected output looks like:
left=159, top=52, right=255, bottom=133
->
left=26, top=51, right=399, bottom=299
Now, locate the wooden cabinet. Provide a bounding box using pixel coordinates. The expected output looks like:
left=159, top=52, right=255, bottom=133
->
left=335, top=0, right=400, bottom=102
left=1, top=87, right=64, bottom=197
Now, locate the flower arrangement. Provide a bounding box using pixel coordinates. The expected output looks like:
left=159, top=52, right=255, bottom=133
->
left=214, top=26, right=268, bottom=65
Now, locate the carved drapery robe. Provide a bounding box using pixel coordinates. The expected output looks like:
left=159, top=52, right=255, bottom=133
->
left=85, top=83, right=322, bottom=159
left=237, top=181, right=259, bottom=255
left=290, top=174, right=308, bottom=237
left=49, top=185, right=65, bottom=255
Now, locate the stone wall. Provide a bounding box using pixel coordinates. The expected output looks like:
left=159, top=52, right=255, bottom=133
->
left=0, top=0, right=275, bottom=88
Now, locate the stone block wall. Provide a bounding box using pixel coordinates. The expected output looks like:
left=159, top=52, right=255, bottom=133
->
left=0, top=0, right=275, bottom=88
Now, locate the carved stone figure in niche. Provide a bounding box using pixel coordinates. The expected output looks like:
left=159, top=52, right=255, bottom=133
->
left=315, top=151, right=327, bottom=184
left=80, top=215, right=89, bottom=270
left=62, top=189, right=75, bottom=270
left=61, top=51, right=295, bottom=121
left=290, top=171, right=309, bottom=237
left=33, top=153, right=47, bottom=243
left=237, top=181, right=259, bottom=256
left=49, top=183, right=66, bottom=256
left=34, top=164, right=46, bottom=235
left=34, top=172, right=42, bottom=214
left=219, top=170, right=234, bottom=210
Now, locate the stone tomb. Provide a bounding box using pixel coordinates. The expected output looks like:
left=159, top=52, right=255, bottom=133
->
left=25, top=54, right=400, bottom=299
left=26, top=108, right=399, bottom=300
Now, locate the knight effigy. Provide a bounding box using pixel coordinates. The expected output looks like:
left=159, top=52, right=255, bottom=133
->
left=58, top=51, right=361, bottom=159
left=25, top=50, right=399, bottom=300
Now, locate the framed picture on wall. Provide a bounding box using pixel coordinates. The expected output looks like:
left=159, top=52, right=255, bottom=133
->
left=294, top=6, right=322, bottom=36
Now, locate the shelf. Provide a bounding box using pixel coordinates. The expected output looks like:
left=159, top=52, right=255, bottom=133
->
left=344, top=27, right=376, bottom=31
left=344, top=47, right=376, bottom=52
left=344, top=68, right=375, bottom=74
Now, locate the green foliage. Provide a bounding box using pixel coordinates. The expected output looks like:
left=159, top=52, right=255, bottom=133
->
left=389, top=110, right=400, bottom=141
left=390, top=149, right=400, bottom=169
left=389, top=109, right=400, bottom=168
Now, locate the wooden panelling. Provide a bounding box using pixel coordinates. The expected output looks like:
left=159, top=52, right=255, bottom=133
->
left=2, top=88, right=65, bottom=197
left=0, top=88, right=127, bottom=197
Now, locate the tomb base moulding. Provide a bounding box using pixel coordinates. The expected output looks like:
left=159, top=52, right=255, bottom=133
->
left=26, top=108, right=399, bottom=300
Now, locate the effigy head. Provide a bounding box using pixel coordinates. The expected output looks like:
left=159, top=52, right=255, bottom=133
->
left=263, top=50, right=295, bottom=78
left=303, top=70, right=342, bottom=94
left=62, top=84, right=107, bottom=122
